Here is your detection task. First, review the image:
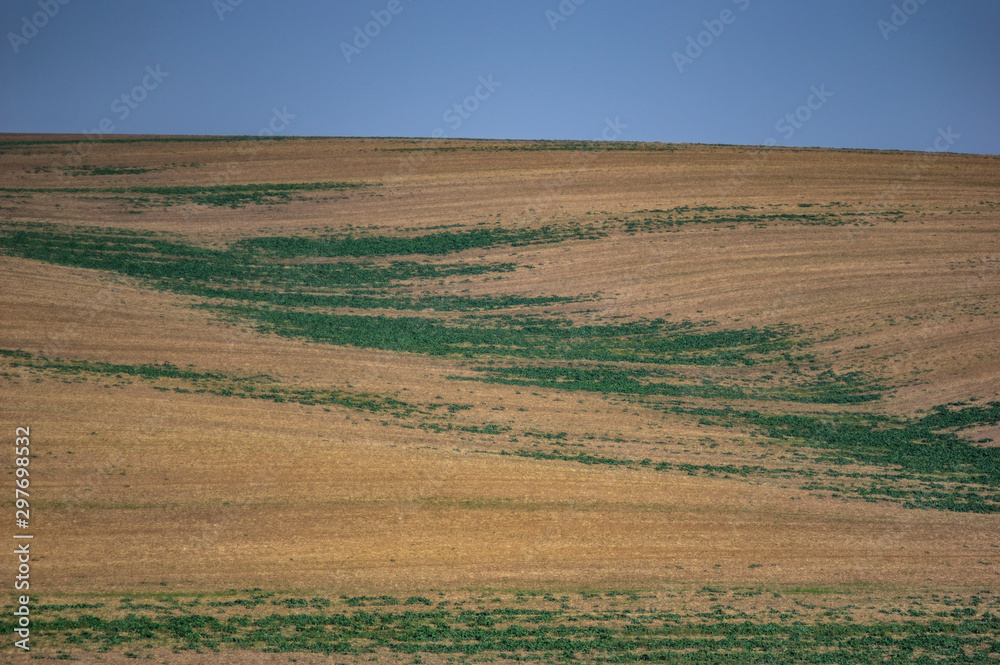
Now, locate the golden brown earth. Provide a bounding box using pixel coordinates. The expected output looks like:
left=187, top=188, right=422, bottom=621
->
left=0, top=134, right=998, bottom=662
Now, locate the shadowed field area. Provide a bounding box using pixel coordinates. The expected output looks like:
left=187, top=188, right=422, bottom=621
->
left=1, top=135, right=999, bottom=662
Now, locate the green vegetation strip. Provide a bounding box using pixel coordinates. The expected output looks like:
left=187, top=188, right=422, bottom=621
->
left=510, top=402, right=1000, bottom=513
left=686, top=404, right=1000, bottom=488
left=0, top=349, right=417, bottom=416
left=0, top=223, right=574, bottom=310
left=60, top=165, right=160, bottom=176
left=0, top=181, right=368, bottom=208
left=381, top=140, right=678, bottom=152
left=0, top=136, right=305, bottom=152
left=462, top=362, right=881, bottom=404
left=0, top=223, right=884, bottom=419
left=220, top=306, right=844, bottom=385
left=173, top=283, right=581, bottom=312
left=9, top=222, right=981, bottom=514
left=605, top=205, right=903, bottom=232
left=236, top=223, right=606, bottom=257
left=7, top=589, right=999, bottom=662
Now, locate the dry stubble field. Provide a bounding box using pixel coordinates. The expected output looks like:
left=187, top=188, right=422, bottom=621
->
left=1, top=135, right=999, bottom=662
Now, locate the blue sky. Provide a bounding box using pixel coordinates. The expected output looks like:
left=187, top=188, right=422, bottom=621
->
left=1, top=0, right=997, bottom=154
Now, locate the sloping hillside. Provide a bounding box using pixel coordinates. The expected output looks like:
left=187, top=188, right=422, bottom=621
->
left=2, top=135, right=998, bottom=662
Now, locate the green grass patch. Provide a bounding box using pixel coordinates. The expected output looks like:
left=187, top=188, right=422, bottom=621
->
left=463, top=363, right=880, bottom=404
left=61, top=164, right=159, bottom=176
left=9, top=589, right=999, bottom=662
left=0, top=349, right=417, bottom=416
left=659, top=403, right=1000, bottom=512
left=0, top=181, right=369, bottom=208
left=235, top=223, right=606, bottom=257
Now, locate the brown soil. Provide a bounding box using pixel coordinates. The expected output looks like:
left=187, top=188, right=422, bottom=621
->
left=1, top=135, right=997, bottom=619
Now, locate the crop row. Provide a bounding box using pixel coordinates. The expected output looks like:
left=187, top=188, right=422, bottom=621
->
left=0, top=181, right=368, bottom=208
left=464, top=362, right=881, bottom=404
left=0, top=349, right=427, bottom=416
left=236, top=223, right=607, bottom=257
left=484, top=400, right=1000, bottom=513
left=8, top=603, right=998, bottom=662
left=218, top=304, right=806, bottom=370
left=0, top=224, right=518, bottom=287
left=0, top=224, right=572, bottom=311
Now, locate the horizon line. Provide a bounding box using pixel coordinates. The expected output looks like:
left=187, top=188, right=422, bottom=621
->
left=0, top=132, right=994, bottom=158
